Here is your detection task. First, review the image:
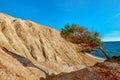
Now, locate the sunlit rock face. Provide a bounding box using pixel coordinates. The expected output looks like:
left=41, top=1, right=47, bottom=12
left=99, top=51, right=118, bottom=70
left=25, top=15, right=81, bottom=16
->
left=0, top=13, right=100, bottom=80
left=51, top=57, right=120, bottom=80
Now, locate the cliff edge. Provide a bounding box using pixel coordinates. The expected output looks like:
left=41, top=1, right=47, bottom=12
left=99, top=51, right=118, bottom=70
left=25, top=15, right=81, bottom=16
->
left=0, top=13, right=101, bottom=80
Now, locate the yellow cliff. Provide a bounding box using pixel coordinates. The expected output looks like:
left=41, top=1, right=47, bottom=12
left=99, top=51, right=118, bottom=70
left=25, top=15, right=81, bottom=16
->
left=0, top=13, right=101, bottom=80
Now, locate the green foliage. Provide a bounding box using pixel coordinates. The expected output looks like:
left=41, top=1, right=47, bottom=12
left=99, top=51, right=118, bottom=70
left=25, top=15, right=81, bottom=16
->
left=61, top=24, right=76, bottom=37
left=61, top=24, right=102, bottom=48
left=61, top=24, right=84, bottom=37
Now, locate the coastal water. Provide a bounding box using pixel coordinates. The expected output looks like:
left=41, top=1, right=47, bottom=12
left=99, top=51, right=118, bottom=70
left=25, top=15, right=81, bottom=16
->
left=91, top=41, right=120, bottom=59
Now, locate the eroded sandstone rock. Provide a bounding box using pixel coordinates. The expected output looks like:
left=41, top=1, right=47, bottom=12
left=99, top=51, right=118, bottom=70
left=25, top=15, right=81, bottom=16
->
left=0, top=13, right=101, bottom=80
left=51, top=57, right=120, bottom=80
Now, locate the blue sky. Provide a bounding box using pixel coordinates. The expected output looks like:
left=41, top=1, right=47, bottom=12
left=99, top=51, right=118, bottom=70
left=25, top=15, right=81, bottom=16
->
left=0, top=0, right=120, bottom=41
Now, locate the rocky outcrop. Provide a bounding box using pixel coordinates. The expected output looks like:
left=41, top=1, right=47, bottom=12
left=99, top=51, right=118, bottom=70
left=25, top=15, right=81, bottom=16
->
left=0, top=13, right=101, bottom=79
left=0, top=46, right=44, bottom=80
left=51, top=56, right=120, bottom=80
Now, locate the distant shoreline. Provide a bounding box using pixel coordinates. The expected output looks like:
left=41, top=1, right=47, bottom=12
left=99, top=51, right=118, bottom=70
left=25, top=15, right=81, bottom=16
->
left=85, top=53, right=105, bottom=61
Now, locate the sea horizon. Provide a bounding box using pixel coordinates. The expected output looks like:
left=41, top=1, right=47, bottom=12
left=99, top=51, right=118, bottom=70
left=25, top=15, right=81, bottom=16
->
left=102, top=41, right=120, bottom=42
left=91, top=41, right=120, bottom=59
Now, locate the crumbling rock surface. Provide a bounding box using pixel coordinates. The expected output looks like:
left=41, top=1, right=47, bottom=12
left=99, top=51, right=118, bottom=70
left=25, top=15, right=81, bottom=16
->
left=0, top=13, right=101, bottom=80
left=51, top=56, right=120, bottom=80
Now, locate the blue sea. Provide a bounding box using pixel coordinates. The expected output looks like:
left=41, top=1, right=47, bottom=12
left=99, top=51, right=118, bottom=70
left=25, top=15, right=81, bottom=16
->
left=91, top=41, right=120, bottom=60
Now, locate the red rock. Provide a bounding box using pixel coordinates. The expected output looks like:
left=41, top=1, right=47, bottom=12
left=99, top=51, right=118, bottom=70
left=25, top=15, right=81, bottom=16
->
left=51, top=57, right=120, bottom=80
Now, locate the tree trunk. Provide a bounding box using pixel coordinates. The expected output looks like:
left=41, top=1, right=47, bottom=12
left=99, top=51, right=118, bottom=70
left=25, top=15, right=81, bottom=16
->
left=99, top=47, right=110, bottom=59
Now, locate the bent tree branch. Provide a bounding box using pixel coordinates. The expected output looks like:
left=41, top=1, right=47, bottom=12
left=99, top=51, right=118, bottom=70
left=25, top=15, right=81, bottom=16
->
left=99, top=47, right=110, bottom=59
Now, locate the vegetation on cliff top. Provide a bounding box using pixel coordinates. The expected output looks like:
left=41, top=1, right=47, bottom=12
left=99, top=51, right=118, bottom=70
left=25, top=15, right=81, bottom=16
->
left=61, top=24, right=101, bottom=48
left=61, top=24, right=110, bottom=59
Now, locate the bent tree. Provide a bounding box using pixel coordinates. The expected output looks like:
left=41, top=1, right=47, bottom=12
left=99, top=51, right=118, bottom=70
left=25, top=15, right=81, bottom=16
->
left=61, top=24, right=110, bottom=59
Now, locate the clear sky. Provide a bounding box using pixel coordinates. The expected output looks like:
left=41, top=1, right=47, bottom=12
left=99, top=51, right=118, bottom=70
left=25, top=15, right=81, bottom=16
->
left=0, top=0, right=120, bottom=41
